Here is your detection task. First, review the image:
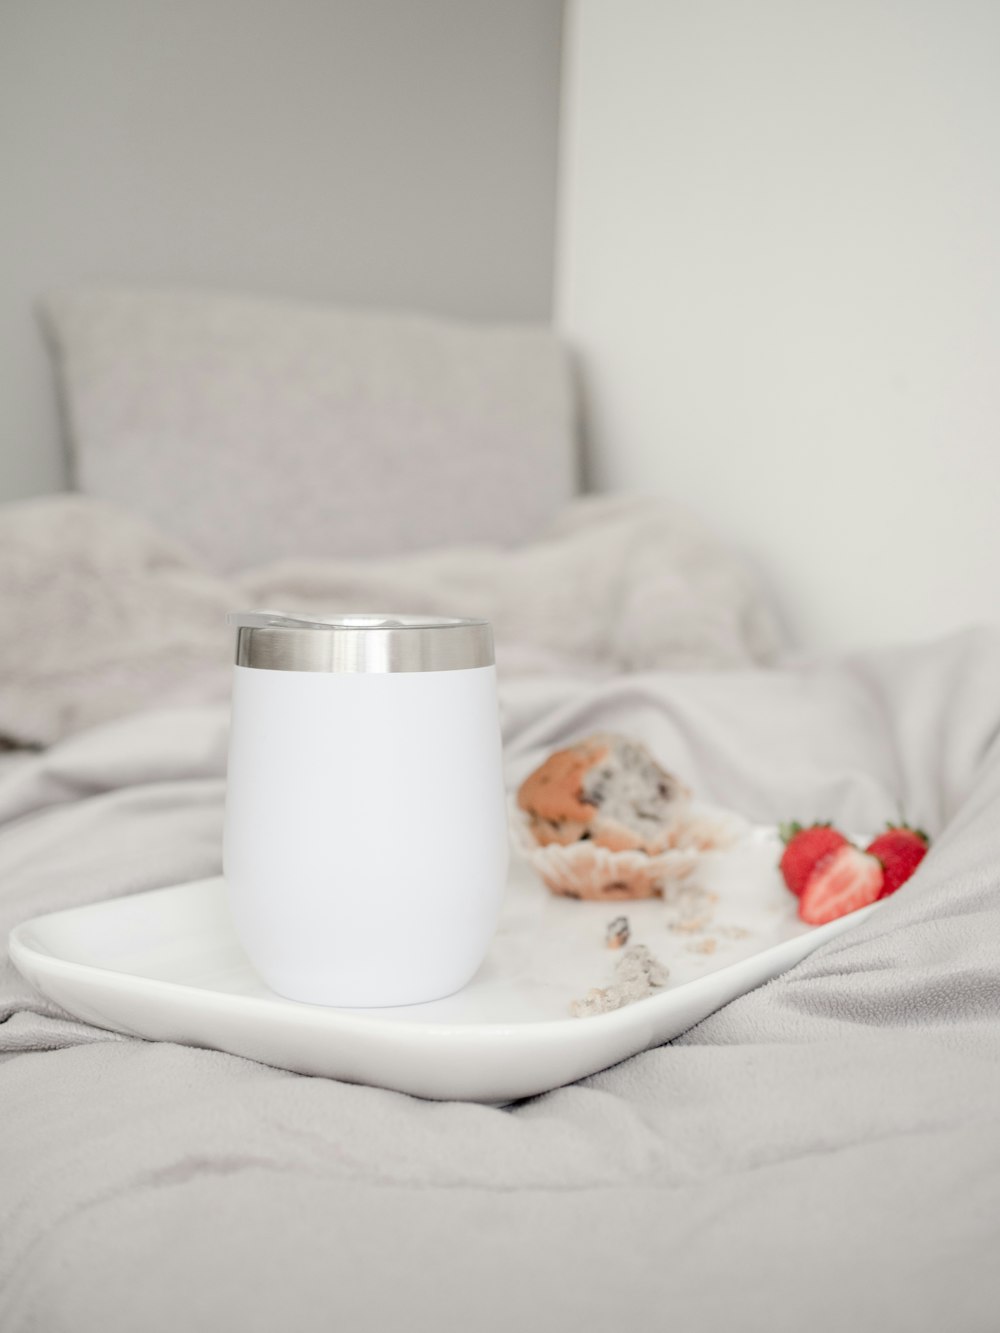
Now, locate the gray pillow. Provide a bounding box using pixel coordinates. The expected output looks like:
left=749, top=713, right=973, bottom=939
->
left=44, top=289, right=576, bottom=571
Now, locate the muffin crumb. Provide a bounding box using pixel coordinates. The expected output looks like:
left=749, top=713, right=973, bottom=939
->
left=571, top=944, right=668, bottom=1017
left=605, top=916, right=631, bottom=949
left=665, top=883, right=718, bottom=935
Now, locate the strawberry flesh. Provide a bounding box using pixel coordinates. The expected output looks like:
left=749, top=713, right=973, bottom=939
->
left=779, top=823, right=849, bottom=898
left=799, top=845, right=883, bottom=925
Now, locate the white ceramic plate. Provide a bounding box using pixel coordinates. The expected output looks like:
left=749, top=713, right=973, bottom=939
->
left=9, top=829, right=873, bottom=1102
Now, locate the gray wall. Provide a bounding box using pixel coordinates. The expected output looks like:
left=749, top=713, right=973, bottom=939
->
left=0, top=0, right=564, bottom=501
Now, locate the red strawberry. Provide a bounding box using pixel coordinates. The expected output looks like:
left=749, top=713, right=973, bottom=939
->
left=865, top=823, right=929, bottom=898
left=779, top=822, right=849, bottom=897
left=799, top=845, right=883, bottom=925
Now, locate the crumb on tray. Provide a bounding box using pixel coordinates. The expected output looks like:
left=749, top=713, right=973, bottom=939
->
left=605, top=916, right=630, bottom=949
left=570, top=944, right=668, bottom=1018
left=664, top=882, right=719, bottom=935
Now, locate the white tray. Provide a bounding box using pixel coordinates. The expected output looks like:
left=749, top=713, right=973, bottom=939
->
left=9, top=829, right=873, bottom=1102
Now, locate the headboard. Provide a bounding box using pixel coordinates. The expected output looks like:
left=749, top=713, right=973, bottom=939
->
left=556, top=0, right=1000, bottom=650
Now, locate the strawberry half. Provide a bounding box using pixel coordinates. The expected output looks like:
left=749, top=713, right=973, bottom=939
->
left=799, top=845, right=883, bottom=925
left=779, top=822, right=849, bottom=897
left=865, top=823, right=929, bottom=898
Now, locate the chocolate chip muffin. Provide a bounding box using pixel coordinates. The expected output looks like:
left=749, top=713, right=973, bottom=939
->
left=517, top=733, right=691, bottom=855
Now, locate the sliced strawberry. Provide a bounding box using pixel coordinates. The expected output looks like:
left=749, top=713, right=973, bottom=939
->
left=779, top=822, right=849, bottom=897
left=799, top=845, right=883, bottom=925
left=865, top=824, right=929, bottom=897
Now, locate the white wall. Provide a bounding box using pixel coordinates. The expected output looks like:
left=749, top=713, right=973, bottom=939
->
left=0, top=0, right=563, bottom=501
left=558, top=0, right=1000, bottom=650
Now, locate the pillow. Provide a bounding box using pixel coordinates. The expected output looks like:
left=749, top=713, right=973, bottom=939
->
left=44, top=288, right=577, bottom=571
left=0, top=492, right=780, bottom=749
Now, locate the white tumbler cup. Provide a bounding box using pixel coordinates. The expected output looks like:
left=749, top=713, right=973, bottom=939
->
left=223, top=612, right=509, bottom=1006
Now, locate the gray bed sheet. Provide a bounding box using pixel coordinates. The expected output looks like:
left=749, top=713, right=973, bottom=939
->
left=2, top=628, right=999, bottom=1331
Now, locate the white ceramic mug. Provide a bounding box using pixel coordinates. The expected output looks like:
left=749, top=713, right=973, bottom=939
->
left=223, top=612, right=509, bottom=1007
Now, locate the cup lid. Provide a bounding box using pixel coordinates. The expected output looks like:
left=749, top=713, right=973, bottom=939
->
left=229, top=610, right=494, bottom=674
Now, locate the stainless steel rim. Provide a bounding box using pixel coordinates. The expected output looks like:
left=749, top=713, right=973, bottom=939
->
left=229, top=611, right=494, bottom=674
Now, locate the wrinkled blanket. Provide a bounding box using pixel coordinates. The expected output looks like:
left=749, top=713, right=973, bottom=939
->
left=0, top=492, right=779, bottom=747
left=2, top=624, right=1000, bottom=1331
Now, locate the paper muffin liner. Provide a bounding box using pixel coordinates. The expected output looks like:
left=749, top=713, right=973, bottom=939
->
left=510, top=802, right=748, bottom=902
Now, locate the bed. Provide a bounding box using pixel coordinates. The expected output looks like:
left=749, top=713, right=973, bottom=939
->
left=1, top=290, right=998, bottom=1331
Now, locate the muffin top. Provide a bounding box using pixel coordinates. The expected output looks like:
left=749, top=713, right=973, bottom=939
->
left=517, top=732, right=690, bottom=854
